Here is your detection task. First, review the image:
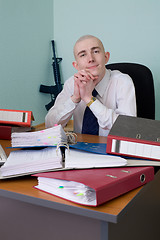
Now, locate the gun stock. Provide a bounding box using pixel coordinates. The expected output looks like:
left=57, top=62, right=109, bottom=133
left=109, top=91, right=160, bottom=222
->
left=39, top=40, right=63, bottom=110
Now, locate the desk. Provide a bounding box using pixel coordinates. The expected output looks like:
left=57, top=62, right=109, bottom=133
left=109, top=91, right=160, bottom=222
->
left=0, top=130, right=160, bottom=240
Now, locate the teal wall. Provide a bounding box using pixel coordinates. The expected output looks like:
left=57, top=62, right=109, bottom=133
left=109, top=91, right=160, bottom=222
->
left=0, top=0, right=160, bottom=125
left=0, top=0, right=53, bottom=125
left=54, top=0, right=160, bottom=120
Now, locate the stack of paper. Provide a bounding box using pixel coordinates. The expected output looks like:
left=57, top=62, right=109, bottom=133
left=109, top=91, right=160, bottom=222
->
left=35, top=178, right=97, bottom=206
left=11, top=125, right=68, bottom=148
left=0, top=147, right=62, bottom=178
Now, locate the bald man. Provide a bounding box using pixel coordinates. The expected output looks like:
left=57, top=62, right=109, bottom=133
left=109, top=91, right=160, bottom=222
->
left=45, top=35, right=136, bottom=136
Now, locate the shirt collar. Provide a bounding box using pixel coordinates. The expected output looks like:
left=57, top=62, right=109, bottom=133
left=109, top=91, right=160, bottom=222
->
left=95, top=69, right=111, bottom=98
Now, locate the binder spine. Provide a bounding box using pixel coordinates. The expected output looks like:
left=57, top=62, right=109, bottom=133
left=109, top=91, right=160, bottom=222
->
left=97, top=167, right=154, bottom=206
left=106, top=135, right=160, bottom=161
left=0, top=109, right=32, bottom=127
left=106, top=135, right=113, bottom=154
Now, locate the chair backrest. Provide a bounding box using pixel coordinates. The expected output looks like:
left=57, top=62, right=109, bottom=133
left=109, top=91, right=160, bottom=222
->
left=106, top=63, right=155, bottom=120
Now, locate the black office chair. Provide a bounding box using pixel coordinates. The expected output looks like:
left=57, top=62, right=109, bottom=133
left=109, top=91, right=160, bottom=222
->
left=106, top=63, right=155, bottom=120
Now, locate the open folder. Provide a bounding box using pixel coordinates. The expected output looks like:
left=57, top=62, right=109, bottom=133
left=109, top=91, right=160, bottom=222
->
left=33, top=166, right=154, bottom=206
left=0, top=147, right=127, bottom=179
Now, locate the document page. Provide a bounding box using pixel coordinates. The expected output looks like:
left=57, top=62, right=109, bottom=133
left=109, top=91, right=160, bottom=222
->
left=0, top=147, right=62, bottom=178
left=65, top=149, right=127, bottom=168
left=0, top=145, right=7, bottom=164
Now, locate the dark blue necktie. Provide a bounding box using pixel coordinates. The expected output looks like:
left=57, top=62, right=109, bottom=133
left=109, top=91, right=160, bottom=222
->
left=82, top=89, right=99, bottom=135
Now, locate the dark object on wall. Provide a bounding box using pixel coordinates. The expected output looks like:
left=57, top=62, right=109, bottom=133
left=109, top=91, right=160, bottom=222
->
left=40, top=40, right=63, bottom=111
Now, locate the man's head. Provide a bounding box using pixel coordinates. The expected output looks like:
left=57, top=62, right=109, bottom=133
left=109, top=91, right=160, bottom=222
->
left=72, top=35, right=110, bottom=81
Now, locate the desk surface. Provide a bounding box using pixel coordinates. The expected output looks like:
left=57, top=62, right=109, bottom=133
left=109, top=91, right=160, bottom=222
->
left=0, top=125, right=144, bottom=223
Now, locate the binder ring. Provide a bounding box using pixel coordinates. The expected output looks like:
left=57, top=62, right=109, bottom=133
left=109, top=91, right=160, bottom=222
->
left=136, top=133, right=141, bottom=139
left=140, top=174, right=145, bottom=183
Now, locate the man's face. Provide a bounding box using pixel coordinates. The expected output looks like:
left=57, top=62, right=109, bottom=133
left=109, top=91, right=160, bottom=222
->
left=73, top=37, right=110, bottom=81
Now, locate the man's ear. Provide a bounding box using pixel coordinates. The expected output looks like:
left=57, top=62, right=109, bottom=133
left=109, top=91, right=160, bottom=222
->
left=72, top=61, right=79, bottom=70
left=105, top=52, right=110, bottom=64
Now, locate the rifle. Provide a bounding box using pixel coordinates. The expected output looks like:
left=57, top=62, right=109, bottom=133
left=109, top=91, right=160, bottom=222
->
left=40, top=40, right=63, bottom=110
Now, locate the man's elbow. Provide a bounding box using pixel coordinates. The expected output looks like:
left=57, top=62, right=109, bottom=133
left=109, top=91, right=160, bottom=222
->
left=45, top=112, right=53, bottom=128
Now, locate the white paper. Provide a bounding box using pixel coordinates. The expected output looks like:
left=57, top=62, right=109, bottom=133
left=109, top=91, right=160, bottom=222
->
left=0, top=145, right=7, bottom=164
left=11, top=125, right=67, bottom=147
left=35, top=178, right=97, bottom=206
left=65, top=149, right=127, bottom=168
left=0, top=146, right=127, bottom=179
left=127, top=159, right=160, bottom=166
left=0, top=147, right=62, bottom=178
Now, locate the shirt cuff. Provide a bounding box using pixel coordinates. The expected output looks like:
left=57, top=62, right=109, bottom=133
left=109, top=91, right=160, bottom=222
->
left=89, top=99, right=104, bottom=115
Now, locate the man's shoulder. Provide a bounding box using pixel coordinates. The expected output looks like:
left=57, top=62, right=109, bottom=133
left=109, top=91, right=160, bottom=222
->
left=110, top=69, right=130, bottom=78
left=110, top=69, right=132, bottom=83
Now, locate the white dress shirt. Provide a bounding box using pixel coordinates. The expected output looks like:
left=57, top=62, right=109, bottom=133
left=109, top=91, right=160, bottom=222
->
left=45, top=69, right=137, bottom=136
